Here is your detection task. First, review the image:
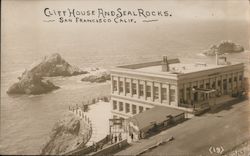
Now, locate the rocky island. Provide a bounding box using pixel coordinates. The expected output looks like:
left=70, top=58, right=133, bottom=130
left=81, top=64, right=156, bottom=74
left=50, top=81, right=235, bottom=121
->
left=6, top=71, right=59, bottom=95
left=23, top=53, right=87, bottom=77
left=7, top=53, right=87, bottom=95
left=203, top=40, right=244, bottom=56
left=41, top=112, right=91, bottom=155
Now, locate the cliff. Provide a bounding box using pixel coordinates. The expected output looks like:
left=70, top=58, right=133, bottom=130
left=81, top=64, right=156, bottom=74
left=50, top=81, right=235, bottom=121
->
left=7, top=53, right=87, bottom=95
left=41, top=112, right=91, bottom=155
left=203, top=40, right=244, bottom=56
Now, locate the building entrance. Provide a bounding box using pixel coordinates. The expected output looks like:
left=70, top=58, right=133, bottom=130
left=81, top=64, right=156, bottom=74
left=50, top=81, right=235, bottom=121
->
left=109, top=118, right=126, bottom=143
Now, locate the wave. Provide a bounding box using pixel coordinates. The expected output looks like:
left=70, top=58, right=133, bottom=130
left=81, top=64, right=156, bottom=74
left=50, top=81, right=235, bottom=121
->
left=59, top=84, right=88, bottom=90
left=28, top=94, right=46, bottom=98
left=196, top=53, right=206, bottom=57
left=1, top=69, right=24, bottom=77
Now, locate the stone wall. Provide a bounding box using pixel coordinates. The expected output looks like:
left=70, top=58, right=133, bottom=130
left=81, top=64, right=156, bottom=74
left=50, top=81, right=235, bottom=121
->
left=89, top=139, right=129, bottom=156
left=65, top=134, right=110, bottom=155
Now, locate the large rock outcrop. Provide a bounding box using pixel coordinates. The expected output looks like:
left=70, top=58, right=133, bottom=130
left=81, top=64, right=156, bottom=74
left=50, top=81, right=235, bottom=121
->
left=27, top=53, right=87, bottom=77
left=7, top=53, right=87, bottom=95
left=41, top=112, right=91, bottom=155
left=203, top=40, right=244, bottom=56
left=81, top=69, right=110, bottom=83
left=7, top=71, right=59, bottom=95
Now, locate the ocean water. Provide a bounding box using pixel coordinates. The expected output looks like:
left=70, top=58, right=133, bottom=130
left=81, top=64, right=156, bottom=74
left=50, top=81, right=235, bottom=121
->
left=1, top=18, right=249, bottom=154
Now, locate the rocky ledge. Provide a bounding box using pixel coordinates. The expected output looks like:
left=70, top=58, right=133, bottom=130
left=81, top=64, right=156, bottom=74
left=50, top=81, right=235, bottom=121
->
left=81, top=69, right=111, bottom=83
left=7, top=53, right=87, bottom=95
left=203, top=40, right=244, bottom=56
left=41, top=112, right=91, bottom=155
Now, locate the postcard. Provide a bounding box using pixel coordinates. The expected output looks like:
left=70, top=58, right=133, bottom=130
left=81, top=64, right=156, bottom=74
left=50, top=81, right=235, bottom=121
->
left=1, top=0, right=249, bottom=155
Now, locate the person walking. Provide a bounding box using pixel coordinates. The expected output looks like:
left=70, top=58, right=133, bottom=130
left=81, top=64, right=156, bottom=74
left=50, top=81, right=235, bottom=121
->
left=114, top=135, right=117, bottom=143
left=105, top=135, right=109, bottom=143
left=100, top=142, right=103, bottom=150
left=110, top=134, right=113, bottom=144
left=93, top=142, right=97, bottom=152
left=119, top=133, right=122, bottom=141
left=131, top=133, right=134, bottom=141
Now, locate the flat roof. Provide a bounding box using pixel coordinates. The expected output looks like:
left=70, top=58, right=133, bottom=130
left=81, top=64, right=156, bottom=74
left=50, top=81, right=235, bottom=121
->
left=129, top=106, right=184, bottom=130
left=112, top=58, right=243, bottom=79
left=136, top=63, right=230, bottom=74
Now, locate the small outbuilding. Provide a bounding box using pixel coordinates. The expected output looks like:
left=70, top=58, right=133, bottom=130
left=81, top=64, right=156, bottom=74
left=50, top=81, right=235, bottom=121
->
left=127, top=106, right=185, bottom=140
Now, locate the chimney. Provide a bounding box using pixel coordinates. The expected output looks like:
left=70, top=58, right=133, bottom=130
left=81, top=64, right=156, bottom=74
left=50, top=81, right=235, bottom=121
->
left=215, top=52, right=219, bottom=65
left=218, top=56, right=227, bottom=65
left=162, top=56, right=169, bottom=72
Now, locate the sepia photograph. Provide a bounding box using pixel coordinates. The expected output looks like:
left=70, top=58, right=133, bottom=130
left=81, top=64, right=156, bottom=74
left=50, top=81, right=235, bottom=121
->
left=1, top=0, right=250, bottom=155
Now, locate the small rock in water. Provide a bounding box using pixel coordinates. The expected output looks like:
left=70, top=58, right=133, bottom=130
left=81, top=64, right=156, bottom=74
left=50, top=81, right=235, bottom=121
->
left=203, top=40, right=244, bottom=56
left=81, top=69, right=111, bottom=83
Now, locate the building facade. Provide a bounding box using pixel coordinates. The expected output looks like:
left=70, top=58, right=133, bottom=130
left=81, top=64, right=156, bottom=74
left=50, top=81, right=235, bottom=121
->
left=110, top=56, right=245, bottom=119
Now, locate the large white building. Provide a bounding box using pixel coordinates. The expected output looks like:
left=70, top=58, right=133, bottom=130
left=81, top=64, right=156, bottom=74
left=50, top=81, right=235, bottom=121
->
left=110, top=56, right=245, bottom=119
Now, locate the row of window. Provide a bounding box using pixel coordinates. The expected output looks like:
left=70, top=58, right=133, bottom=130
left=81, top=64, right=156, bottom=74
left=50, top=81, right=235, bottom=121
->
left=181, top=75, right=242, bottom=93
left=112, top=100, right=150, bottom=115
left=201, top=76, right=242, bottom=90
left=179, top=75, right=243, bottom=102
left=113, top=80, right=176, bottom=101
